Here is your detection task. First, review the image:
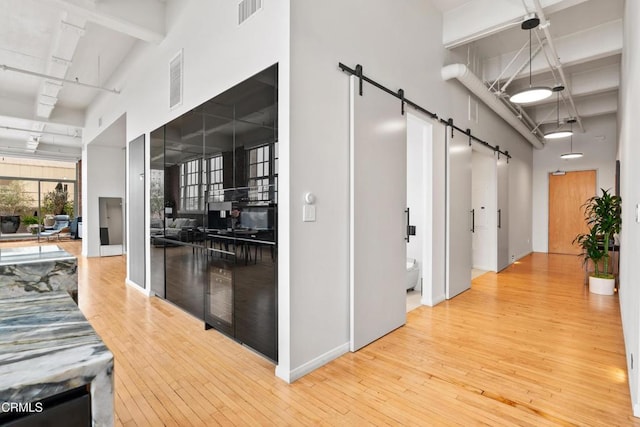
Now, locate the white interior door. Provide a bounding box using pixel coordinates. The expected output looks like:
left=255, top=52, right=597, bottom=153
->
left=471, top=147, right=497, bottom=272
left=446, top=129, right=472, bottom=299
left=496, top=155, right=510, bottom=271
left=350, top=76, right=407, bottom=352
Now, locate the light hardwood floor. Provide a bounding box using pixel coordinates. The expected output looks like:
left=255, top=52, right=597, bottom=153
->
left=4, top=240, right=639, bottom=426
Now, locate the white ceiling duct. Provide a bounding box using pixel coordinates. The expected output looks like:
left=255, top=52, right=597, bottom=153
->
left=441, top=63, right=544, bottom=149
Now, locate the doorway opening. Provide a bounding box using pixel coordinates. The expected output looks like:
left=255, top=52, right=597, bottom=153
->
left=471, top=147, right=497, bottom=274
left=406, top=113, right=433, bottom=311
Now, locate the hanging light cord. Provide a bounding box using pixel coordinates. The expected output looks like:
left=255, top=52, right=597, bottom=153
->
left=569, top=122, right=574, bottom=151
left=556, top=92, right=560, bottom=129
left=529, top=28, right=532, bottom=87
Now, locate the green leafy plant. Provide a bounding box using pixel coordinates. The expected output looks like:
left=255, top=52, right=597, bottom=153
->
left=21, top=215, right=39, bottom=226
left=574, top=228, right=605, bottom=277
left=573, top=189, right=621, bottom=279
left=0, top=181, right=33, bottom=215
left=42, top=183, right=69, bottom=216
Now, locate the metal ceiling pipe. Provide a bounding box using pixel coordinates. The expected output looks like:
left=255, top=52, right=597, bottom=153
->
left=0, top=64, right=120, bottom=94
left=441, top=63, right=544, bottom=149
left=532, top=0, right=584, bottom=132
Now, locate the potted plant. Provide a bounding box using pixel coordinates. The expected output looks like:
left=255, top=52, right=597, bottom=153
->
left=21, top=215, right=40, bottom=234
left=0, top=181, right=33, bottom=233
left=573, top=188, right=622, bottom=295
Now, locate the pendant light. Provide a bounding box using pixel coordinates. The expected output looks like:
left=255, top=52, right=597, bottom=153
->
left=510, top=16, right=552, bottom=104
left=560, top=119, right=583, bottom=159
left=544, top=85, right=573, bottom=139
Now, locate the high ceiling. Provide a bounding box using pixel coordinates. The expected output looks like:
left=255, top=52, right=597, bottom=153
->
left=0, top=0, right=165, bottom=162
left=436, top=0, right=622, bottom=146
left=0, top=0, right=621, bottom=162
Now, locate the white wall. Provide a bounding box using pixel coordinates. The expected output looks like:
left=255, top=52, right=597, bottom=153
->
left=80, top=0, right=535, bottom=382
left=618, top=0, right=640, bottom=416
left=532, top=114, right=618, bottom=253
left=287, top=0, right=450, bottom=380
left=82, top=144, right=125, bottom=257
left=443, top=87, right=534, bottom=263
left=80, top=0, right=291, bottom=371
left=287, top=0, right=533, bottom=380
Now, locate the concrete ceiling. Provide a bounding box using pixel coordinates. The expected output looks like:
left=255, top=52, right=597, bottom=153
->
left=0, top=0, right=620, bottom=161
left=437, top=0, right=622, bottom=147
left=0, top=0, right=164, bottom=162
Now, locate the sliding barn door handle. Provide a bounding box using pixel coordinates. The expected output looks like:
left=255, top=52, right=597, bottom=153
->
left=404, top=208, right=417, bottom=242
left=498, top=209, right=502, bottom=229
left=471, top=209, right=475, bottom=233
left=405, top=208, right=410, bottom=242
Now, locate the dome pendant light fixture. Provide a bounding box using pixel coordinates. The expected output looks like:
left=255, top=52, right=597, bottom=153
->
left=544, top=85, right=573, bottom=139
left=560, top=119, right=583, bottom=159
left=510, top=16, right=553, bottom=104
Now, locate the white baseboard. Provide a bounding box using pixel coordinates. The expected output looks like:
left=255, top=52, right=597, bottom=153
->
left=125, top=278, right=151, bottom=296
left=422, top=293, right=445, bottom=307
left=100, top=244, right=123, bottom=257
left=276, top=342, right=349, bottom=383
left=633, top=402, right=640, bottom=418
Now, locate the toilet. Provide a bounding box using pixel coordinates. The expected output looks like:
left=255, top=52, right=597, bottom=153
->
left=406, top=258, right=420, bottom=290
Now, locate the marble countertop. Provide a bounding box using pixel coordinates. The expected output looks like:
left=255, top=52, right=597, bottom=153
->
left=0, top=292, right=113, bottom=425
left=0, top=245, right=75, bottom=267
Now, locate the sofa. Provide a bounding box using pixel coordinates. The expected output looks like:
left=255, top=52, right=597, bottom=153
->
left=150, top=218, right=200, bottom=243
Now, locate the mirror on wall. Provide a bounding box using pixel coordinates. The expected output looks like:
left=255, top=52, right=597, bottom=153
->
left=99, top=196, right=124, bottom=256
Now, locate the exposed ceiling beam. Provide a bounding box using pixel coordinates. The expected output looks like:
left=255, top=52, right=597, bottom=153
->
left=1, top=64, right=120, bottom=94
left=483, top=19, right=623, bottom=82
left=41, top=0, right=165, bottom=42
left=496, top=59, right=620, bottom=108
left=0, top=139, right=81, bottom=161
left=570, top=63, right=620, bottom=96
left=0, top=97, right=84, bottom=128
left=531, top=91, right=618, bottom=123
left=441, top=63, right=544, bottom=149
left=35, top=12, right=86, bottom=120
left=442, top=0, right=589, bottom=48
left=0, top=125, right=80, bottom=139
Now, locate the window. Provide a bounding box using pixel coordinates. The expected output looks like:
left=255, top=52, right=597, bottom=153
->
left=208, top=155, right=224, bottom=202
left=247, top=145, right=270, bottom=201
left=181, top=159, right=202, bottom=211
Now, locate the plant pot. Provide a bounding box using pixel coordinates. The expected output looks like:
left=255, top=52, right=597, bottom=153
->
left=0, top=215, right=20, bottom=233
left=44, top=215, right=55, bottom=227
left=589, top=275, right=616, bottom=295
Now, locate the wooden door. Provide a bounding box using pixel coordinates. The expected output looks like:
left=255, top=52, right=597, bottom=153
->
left=548, top=170, right=596, bottom=254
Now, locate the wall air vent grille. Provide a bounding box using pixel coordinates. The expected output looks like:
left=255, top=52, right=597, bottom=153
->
left=238, top=0, right=262, bottom=24
left=169, top=50, right=183, bottom=110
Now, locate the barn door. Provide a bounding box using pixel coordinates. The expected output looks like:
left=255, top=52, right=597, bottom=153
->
left=446, top=129, right=472, bottom=299
left=349, top=76, right=407, bottom=351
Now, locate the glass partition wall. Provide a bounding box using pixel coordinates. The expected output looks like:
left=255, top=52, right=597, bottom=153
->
left=149, top=64, right=278, bottom=362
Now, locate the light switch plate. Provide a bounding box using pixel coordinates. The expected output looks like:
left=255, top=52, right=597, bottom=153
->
left=303, top=205, right=316, bottom=222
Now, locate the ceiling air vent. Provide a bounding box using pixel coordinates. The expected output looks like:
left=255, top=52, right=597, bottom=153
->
left=169, top=50, right=183, bottom=109
left=238, top=0, right=263, bottom=25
